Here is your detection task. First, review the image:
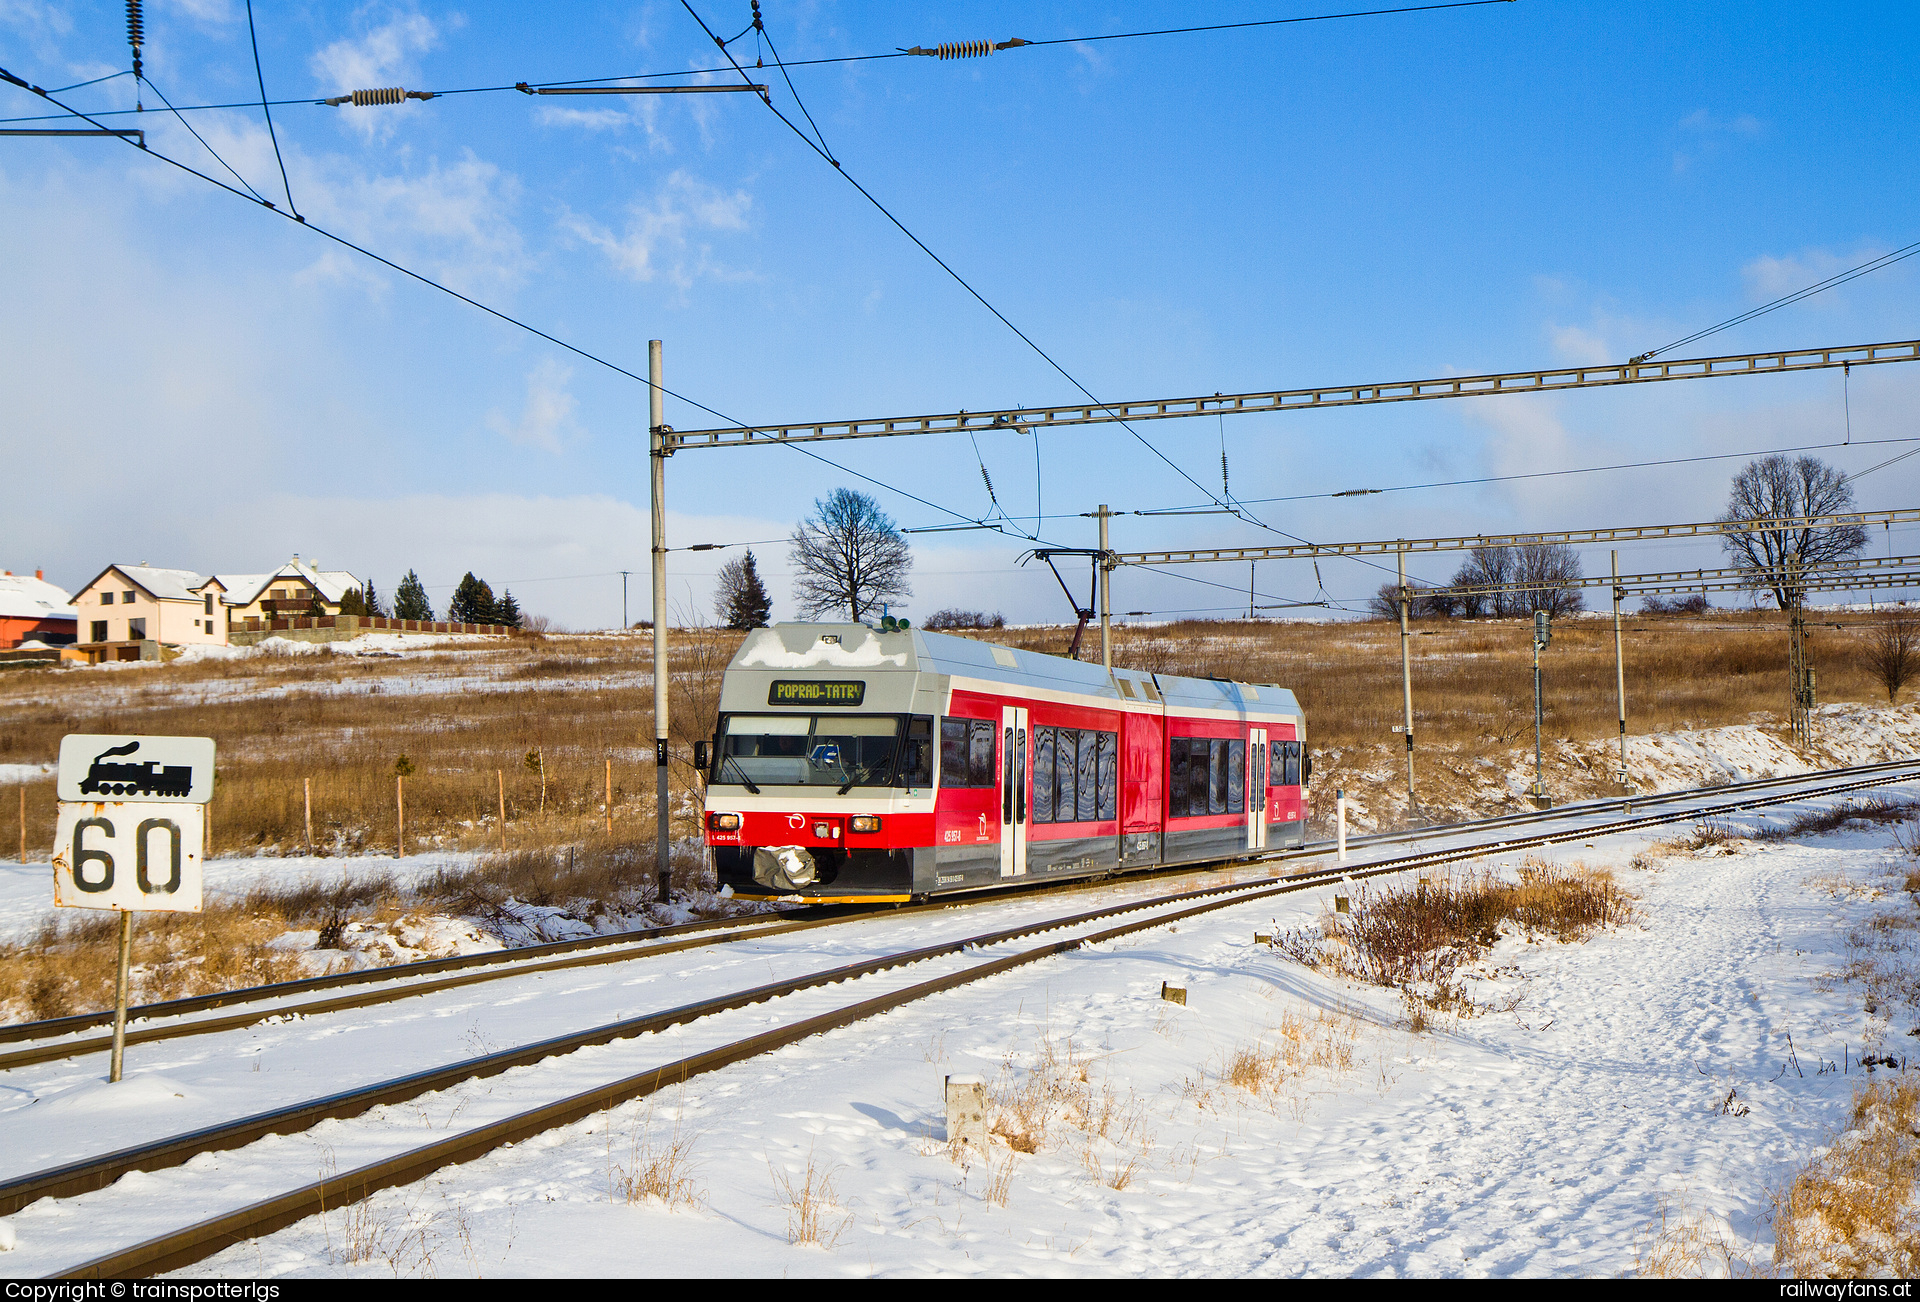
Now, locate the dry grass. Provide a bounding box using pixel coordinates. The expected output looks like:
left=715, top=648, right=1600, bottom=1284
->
left=1772, top=1080, right=1920, bottom=1278
left=2, top=611, right=1904, bottom=858
left=1755, top=797, right=1920, bottom=843
left=770, top=1145, right=852, bottom=1249
left=0, top=628, right=736, bottom=859
left=607, top=1105, right=703, bottom=1210
left=986, top=1030, right=1156, bottom=1189
left=1221, top=1006, right=1362, bottom=1096
left=1278, top=859, right=1633, bottom=1017
left=1633, top=1193, right=1747, bottom=1278
left=0, top=837, right=739, bottom=1024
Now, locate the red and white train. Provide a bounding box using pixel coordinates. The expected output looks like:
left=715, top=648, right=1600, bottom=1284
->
left=699, top=623, right=1311, bottom=903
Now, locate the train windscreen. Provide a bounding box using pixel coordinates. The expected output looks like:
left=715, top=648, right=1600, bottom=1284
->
left=716, top=714, right=910, bottom=788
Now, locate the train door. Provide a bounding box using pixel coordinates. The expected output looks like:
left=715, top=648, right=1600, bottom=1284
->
left=999, top=706, right=1029, bottom=877
left=1247, top=727, right=1268, bottom=850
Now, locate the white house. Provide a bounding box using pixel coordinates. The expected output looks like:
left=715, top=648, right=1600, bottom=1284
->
left=71, top=565, right=229, bottom=659
left=217, top=555, right=363, bottom=631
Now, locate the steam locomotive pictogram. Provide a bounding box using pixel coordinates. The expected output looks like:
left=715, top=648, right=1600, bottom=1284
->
left=76, top=741, right=194, bottom=798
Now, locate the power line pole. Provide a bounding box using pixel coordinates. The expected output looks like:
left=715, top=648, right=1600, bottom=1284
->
left=620, top=570, right=630, bottom=631
left=1612, top=549, right=1630, bottom=793
left=649, top=340, right=672, bottom=905
left=1787, top=555, right=1813, bottom=749
left=1397, top=545, right=1417, bottom=821
left=1097, top=504, right=1112, bottom=672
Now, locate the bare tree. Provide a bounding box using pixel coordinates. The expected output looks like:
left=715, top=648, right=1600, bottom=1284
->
left=1721, top=455, right=1868, bottom=608
left=788, top=488, right=913, bottom=622
left=1446, top=544, right=1580, bottom=616
left=1369, top=580, right=1452, bottom=620
left=1859, top=615, right=1920, bottom=702
left=1512, top=543, right=1585, bottom=616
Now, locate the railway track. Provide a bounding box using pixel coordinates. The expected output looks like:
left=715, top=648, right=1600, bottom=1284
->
left=7, top=755, right=1915, bottom=1073
left=10, top=759, right=1917, bottom=1278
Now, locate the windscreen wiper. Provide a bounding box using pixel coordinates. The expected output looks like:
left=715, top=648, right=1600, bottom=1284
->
left=721, top=752, right=761, bottom=794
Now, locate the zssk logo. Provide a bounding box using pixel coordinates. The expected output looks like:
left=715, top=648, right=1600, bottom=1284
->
left=787, top=813, right=806, bottom=830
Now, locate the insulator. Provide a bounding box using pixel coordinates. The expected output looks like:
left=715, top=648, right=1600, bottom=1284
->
left=351, top=86, right=405, bottom=106
left=126, top=0, right=143, bottom=49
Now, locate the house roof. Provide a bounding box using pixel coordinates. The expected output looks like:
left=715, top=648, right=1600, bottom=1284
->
left=216, top=556, right=361, bottom=606
left=0, top=572, right=78, bottom=623
left=72, top=565, right=219, bottom=604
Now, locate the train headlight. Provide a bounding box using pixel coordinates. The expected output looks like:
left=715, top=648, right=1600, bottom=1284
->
left=708, top=812, right=741, bottom=831
left=849, top=815, right=882, bottom=833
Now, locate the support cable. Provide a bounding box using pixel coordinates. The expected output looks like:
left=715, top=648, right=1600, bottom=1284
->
left=1635, top=239, right=1920, bottom=363
left=244, top=0, right=301, bottom=221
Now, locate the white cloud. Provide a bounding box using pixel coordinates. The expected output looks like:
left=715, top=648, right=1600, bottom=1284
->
left=1673, top=109, right=1765, bottom=173
left=487, top=358, right=578, bottom=453
left=558, top=170, right=753, bottom=288
left=1742, top=243, right=1889, bottom=303
left=535, top=105, right=632, bottom=132
left=1548, top=324, right=1613, bottom=366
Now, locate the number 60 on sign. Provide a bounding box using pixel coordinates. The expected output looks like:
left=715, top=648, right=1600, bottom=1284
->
left=51, top=803, right=205, bottom=913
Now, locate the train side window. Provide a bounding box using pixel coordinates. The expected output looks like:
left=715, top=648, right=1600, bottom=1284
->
left=1168, top=739, right=1189, bottom=818
left=1096, top=731, right=1117, bottom=821
left=898, top=716, right=934, bottom=787
left=1288, top=741, right=1303, bottom=786
left=1075, top=730, right=1099, bottom=822
left=1226, top=739, right=1245, bottom=814
left=1190, top=741, right=1210, bottom=814
left=1055, top=728, right=1079, bottom=822
left=1032, top=728, right=1055, bottom=822
left=1253, top=739, right=1267, bottom=812
left=940, top=719, right=969, bottom=787
left=968, top=720, right=997, bottom=787
left=1207, top=740, right=1228, bottom=815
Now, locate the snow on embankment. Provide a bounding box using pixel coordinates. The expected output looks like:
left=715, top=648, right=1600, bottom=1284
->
left=1618, top=701, right=1920, bottom=792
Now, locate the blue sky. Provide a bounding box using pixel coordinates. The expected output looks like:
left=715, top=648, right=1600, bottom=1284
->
left=2, top=0, right=1916, bottom=627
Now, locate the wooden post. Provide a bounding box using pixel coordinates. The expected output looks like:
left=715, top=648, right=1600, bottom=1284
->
left=396, top=773, right=405, bottom=857
left=497, top=768, right=507, bottom=853
left=304, top=777, right=313, bottom=853
left=605, top=758, right=613, bottom=836
left=109, top=910, right=133, bottom=1083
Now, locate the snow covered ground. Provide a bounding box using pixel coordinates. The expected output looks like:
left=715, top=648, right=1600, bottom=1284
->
left=0, top=782, right=1910, bottom=1277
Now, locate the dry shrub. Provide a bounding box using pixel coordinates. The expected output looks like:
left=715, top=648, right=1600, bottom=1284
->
left=1756, top=797, right=1919, bottom=843
left=987, top=1031, right=1154, bottom=1187
left=770, top=1146, right=851, bottom=1249
left=1773, top=1081, right=1920, bottom=1278
left=983, top=1152, right=1018, bottom=1207
left=1283, top=860, right=1632, bottom=996
left=608, top=1107, right=702, bottom=1210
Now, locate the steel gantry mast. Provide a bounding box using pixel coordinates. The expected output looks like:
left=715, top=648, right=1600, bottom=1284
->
left=649, top=337, right=1918, bottom=830
left=660, top=339, right=1919, bottom=450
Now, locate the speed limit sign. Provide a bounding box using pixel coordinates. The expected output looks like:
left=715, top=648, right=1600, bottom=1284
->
left=51, top=803, right=205, bottom=913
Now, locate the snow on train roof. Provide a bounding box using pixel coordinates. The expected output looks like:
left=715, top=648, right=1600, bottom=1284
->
left=732, top=624, right=1299, bottom=717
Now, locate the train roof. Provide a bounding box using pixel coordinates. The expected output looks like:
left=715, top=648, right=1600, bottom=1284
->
left=727, top=623, right=1300, bottom=718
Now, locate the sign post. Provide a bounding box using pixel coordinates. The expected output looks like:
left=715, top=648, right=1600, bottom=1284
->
left=51, top=734, right=213, bottom=1082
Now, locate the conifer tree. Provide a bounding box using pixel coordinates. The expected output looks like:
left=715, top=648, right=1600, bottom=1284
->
left=394, top=570, right=432, bottom=620
left=362, top=579, right=386, bottom=618
left=448, top=572, right=496, bottom=624
left=494, top=589, right=522, bottom=629
left=714, top=550, right=774, bottom=629
left=338, top=586, right=367, bottom=617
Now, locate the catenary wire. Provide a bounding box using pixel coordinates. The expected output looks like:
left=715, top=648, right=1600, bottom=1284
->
left=681, top=0, right=1338, bottom=560
left=0, top=66, right=1077, bottom=556
left=0, top=0, right=1520, bottom=123
left=138, top=73, right=272, bottom=205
